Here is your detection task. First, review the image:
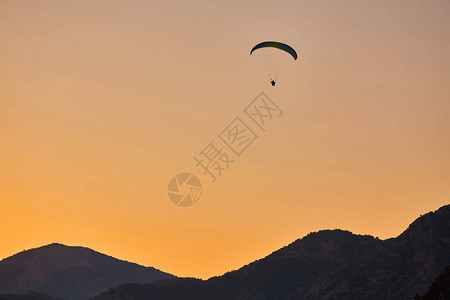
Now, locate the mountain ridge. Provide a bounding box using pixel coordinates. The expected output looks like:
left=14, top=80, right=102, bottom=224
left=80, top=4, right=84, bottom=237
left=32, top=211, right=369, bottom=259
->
left=93, top=204, right=450, bottom=300
left=1, top=243, right=162, bottom=273
left=0, top=243, right=175, bottom=300
left=2, top=204, right=449, bottom=300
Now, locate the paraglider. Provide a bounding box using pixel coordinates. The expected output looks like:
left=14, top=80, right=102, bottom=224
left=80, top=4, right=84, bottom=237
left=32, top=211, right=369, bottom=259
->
left=250, top=41, right=298, bottom=86
left=250, top=41, right=298, bottom=60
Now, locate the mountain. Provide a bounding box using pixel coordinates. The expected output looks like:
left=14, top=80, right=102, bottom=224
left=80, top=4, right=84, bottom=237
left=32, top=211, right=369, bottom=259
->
left=93, top=204, right=450, bottom=300
left=421, top=266, right=450, bottom=300
left=300, top=204, right=450, bottom=299
left=0, top=292, right=61, bottom=300
left=0, top=244, right=174, bottom=300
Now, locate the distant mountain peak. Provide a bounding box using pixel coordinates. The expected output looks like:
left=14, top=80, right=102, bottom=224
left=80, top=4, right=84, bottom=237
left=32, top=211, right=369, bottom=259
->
left=44, top=243, right=66, bottom=247
left=397, top=204, right=450, bottom=245
left=0, top=244, right=175, bottom=300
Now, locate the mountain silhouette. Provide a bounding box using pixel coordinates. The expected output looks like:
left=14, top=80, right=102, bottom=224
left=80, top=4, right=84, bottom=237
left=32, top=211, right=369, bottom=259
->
left=0, top=244, right=174, bottom=300
left=420, top=266, right=450, bottom=300
left=0, top=292, right=61, bottom=300
left=93, top=204, right=450, bottom=300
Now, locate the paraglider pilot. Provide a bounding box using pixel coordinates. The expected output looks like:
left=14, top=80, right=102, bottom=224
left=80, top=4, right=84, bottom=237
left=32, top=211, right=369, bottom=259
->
left=250, top=41, right=298, bottom=86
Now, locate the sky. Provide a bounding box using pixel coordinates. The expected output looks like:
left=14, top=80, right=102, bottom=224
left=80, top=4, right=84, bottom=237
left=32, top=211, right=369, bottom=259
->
left=1, top=0, right=449, bottom=279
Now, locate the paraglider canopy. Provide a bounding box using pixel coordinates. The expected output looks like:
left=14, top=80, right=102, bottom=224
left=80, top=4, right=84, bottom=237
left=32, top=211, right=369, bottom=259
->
left=250, top=41, right=298, bottom=60
left=250, top=41, right=298, bottom=86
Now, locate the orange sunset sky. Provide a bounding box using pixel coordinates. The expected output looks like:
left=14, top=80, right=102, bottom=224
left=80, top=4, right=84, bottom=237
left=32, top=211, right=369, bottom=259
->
left=1, top=1, right=449, bottom=279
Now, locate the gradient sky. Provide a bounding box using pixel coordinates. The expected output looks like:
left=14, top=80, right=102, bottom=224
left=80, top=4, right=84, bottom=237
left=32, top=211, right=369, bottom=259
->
left=1, top=0, right=449, bottom=279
